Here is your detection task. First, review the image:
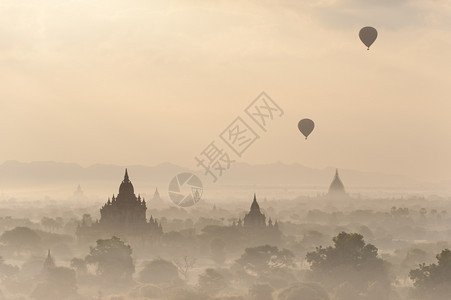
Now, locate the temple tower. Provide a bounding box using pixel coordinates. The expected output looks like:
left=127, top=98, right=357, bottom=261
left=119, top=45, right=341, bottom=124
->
left=328, top=169, right=346, bottom=196
left=243, top=194, right=266, bottom=228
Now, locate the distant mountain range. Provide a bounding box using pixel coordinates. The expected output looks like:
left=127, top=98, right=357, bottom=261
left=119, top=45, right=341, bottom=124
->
left=0, top=160, right=449, bottom=202
left=0, top=160, right=437, bottom=192
left=214, top=162, right=422, bottom=188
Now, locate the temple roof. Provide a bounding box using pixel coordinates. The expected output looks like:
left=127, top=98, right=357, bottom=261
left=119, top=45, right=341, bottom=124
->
left=328, top=169, right=346, bottom=195
left=43, top=249, right=55, bottom=269
left=119, top=168, right=134, bottom=196
left=154, top=187, right=160, bottom=198
left=250, top=193, right=261, bottom=212
left=244, top=193, right=266, bottom=227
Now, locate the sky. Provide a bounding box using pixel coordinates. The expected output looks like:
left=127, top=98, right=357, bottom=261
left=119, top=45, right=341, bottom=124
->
left=0, top=0, right=450, bottom=183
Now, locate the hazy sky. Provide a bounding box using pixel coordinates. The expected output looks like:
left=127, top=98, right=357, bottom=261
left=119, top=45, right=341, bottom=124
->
left=0, top=0, right=450, bottom=183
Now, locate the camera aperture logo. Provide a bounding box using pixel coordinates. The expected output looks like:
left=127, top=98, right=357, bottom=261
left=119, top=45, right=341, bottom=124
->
left=168, top=173, right=203, bottom=207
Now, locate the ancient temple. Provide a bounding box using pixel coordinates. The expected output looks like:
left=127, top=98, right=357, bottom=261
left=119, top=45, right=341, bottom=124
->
left=99, top=169, right=147, bottom=226
left=43, top=250, right=55, bottom=270
left=38, top=249, right=56, bottom=280
left=243, top=194, right=267, bottom=228
left=73, top=184, right=84, bottom=198
left=198, top=194, right=281, bottom=250
left=233, top=194, right=280, bottom=241
left=71, top=184, right=86, bottom=201
left=327, top=169, right=346, bottom=197
left=153, top=188, right=161, bottom=202
left=151, top=187, right=165, bottom=208
left=77, top=169, right=162, bottom=242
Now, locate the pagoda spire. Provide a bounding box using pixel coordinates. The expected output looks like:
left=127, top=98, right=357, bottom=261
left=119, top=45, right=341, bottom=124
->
left=124, top=168, right=129, bottom=182
left=119, top=168, right=134, bottom=195
left=250, top=193, right=260, bottom=212
left=328, top=168, right=346, bottom=196
left=43, top=249, right=55, bottom=269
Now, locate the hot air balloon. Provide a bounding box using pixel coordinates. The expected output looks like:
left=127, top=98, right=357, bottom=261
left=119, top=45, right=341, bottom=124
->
left=298, top=119, right=315, bottom=139
left=359, top=26, right=378, bottom=50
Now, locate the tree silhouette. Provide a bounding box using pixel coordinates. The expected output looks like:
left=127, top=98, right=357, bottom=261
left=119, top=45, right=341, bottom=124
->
left=139, top=258, right=180, bottom=286
left=40, top=217, right=64, bottom=233
left=409, top=248, right=451, bottom=299
left=70, top=257, right=87, bottom=276
left=174, top=256, right=196, bottom=281
left=31, top=266, right=77, bottom=300
left=85, top=236, right=135, bottom=284
left=81, top=214, right=93, bottom=226
left=236, top=245, right=295, bottom=275
left=0, top=256, right=19, bottom=281
left=306, top=232, right=390, bottom=295
left=0, top=226, right=41, bottom=253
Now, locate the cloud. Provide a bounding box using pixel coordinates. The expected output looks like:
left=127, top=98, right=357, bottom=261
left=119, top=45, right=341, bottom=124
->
left=278, top=0, right=450, bottom=30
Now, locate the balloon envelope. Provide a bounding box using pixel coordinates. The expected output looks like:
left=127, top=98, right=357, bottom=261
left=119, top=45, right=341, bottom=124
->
left=298, top=119, right=315, bottom=139
left=359, top=26, right=378, bottom=50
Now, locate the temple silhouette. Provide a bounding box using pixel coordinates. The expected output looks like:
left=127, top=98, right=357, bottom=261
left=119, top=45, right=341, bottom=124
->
left=243, top=193, right=279, bottom=230
left=327, top=169, right=347, bottom=197
left=42, top=250, right=55, bottom=271
left=232, top=194, right=280, bottom=244
left=77, top=169, right=162, bottom=242
left=150, top=187, right=166, bottom=208
left=37, top=249, right=56, bottom=280
left=73, top=184, right=84, bottom=198
left=71, top=184, right=86, bottom=201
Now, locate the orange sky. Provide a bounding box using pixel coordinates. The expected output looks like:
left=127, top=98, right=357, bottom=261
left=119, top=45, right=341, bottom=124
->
left=0, top=0, right=450, bottom=183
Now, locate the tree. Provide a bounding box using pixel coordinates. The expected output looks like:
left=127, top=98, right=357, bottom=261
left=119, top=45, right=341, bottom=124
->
left=174, top=256, right=196, bottom=281
left=41, top=217, right=53, bottom=232
left=409, top=248, right=451, bottom=299
left=55, top=217, right=64, bottom=231
left=401, top=248, right=428, bottom=274
left=85, top=236, right=135, bottom=283
left=0, top=256, right=19, bottom=281
left=277, top=282, right=329, bottom=300
left=70, top=257, right=87, bottom=276
left=236, top=245, right=295, bottom=275
left=0, top=226, right=41, bottom=253
left=306, top=232, right=390, bottom=294
left=31, top=266, right=77, bottom=300
left=40, top=217, right=63, bottom=233
left=419, top=208, right=427, bottom=217
left=139, top=258, right=180, bottom=285
left=81, top=214, right=93, bottom=226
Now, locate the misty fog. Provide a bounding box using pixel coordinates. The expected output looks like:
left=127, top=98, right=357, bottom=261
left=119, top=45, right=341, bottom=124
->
left=0, top=168, right=450, bottom=300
